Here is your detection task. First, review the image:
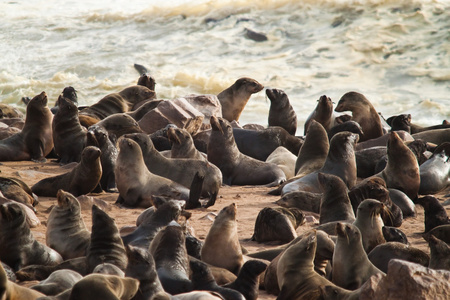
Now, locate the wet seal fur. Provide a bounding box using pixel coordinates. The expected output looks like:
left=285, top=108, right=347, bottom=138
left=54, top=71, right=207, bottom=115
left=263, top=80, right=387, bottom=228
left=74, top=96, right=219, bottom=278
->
left=419, top=142, right=450, bottom=195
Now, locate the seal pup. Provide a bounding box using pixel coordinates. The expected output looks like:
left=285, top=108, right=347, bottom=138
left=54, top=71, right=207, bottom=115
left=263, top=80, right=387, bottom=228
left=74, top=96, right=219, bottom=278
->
left=0, top=261, right=45, bottom=299
left=46, top=190, right=91, bottom=260
left=149, top=225, right=192, bottom=295
left=318, top=173, right=355, bottom=225
left=0, top=91, right=53, bottom=162
left=68, top=273, right=139, bottom=300
left=223, top=260, right=268, bottom=300
left=0, top=202, right=63, bottom=271
left=30, top=269, right=83, bottom=296
left=115, top=137, right=190, bottom=208
left=265, top=146, right=297, bottom=180
left=31, top=146, right=102, bottom=197
left=266, top=88, right=297, bottom=135
left=353, top=199, right=386, bottom=253
left=415, top=195, right=450, bottom=233
left=201, top=203, right=244, bottom=275
left=166, top=127, right=207, bottom=161
left=217, top=77, right=263, bottom=122
left=207, top=116, right=286, bottom=186
left=374, top=131, right=420, bottom=201
left=334, top=91, right=384, bottom=142
left=304, top=95, right=334, bottom=134
left=332, top=222, right=385, bottom=290
left=367, top=242, right=429, bottom=273
left=425, top=234, right=450, bottom=271
left=419, top=142, right=450, bottom=194
left=52, top=96, right=87, bottom=164
left=382, top=226, right=408, bottom=244
left=86, top=205, right=128, bottom=273
left=282, top=131, right=358, bottom=195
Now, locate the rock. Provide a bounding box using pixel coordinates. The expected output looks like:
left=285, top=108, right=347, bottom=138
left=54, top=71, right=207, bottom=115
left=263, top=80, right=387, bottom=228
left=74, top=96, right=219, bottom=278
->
left=138, top=98, right=204, bottom=135
left=182, top=94, right=222, bottom=126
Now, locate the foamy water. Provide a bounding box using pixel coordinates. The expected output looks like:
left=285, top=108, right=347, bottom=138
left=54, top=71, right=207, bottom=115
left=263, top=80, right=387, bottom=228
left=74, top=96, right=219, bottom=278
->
left=1, top=0, right=449, bottom=133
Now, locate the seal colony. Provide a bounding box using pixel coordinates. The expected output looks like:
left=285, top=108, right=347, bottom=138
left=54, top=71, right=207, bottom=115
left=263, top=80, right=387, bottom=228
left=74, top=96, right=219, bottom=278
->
left=0, top=71, right=449, bottom=299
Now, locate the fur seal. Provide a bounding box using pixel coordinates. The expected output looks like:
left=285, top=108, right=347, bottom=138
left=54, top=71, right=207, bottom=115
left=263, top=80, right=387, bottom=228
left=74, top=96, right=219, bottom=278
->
left=208, top=116, right=286, bottom=186
left=389, top=114, right=411, bottom=133
left=93, top=263, right=125, bottom=277
left=353, top=199, right=386, bottom=253
left=0, top=176, right=37, bottom=209
left=332, top=222, right=385, bottom=290
left=412, top=128, right=450, bottom=145
left=217, top=77, right=264, bottom=122
left=86, top=205, right=128, bottom=273
left=419, top=142, right=450, bottom=194
left=0, top=125, right=21, bottom=140
left=382, top=226, right=408, bottom=244
left=68, top=273, right=139, bottom=300
left=166, top=127, right=207, bottom=161
left=265, top=146, right=297, bottom=180
left=31, top=146, right=102, bottom=197
left=46, top=190, right=91, bottom=260
left=423, top=224, right=450, bottom=244
left=367, top=242, right=429, bottom=273
left=0, top=103, right=23, bottom=119
left=295, top=120, right=329, bottom=177
left=89, top=113, right=143, bottom=141
left=30, top=269, right=82, bottom=296
left=355, top=146, right=387, bottom=178
left=0, top=92, right=53, bottom=162
left=388, top=188, right=416, bottom=218
left=232, top=126, right=302, bottom=161
left=415, top=195, right=450, bottom=233
left=0, top=202, right=63, bottom=271
left=0, top=262, right=45, bottom=299
left=282, top=131, right=358, bottom=195
left=425, top=234, right=450, bottom=271
left=334, top=91, right=384, bottom=142
left=223, top=260, right=268, bottom=300
left=329, top=120, right=364, bottom=140
left=304, top=95, right=334, bottom=134
left=52, top=96, right=87, bottom=164
left=275, top=191, right=321, bottom=213
left=201, top=203, right=244, bottom=275
left=51, top=86, right=78, bottom=114
left=266, top=88, right=297, bottom=135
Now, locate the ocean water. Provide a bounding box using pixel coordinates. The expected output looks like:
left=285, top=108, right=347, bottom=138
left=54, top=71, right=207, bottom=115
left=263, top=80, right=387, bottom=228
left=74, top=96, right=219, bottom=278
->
left=1, top=0, right=449, bottom=133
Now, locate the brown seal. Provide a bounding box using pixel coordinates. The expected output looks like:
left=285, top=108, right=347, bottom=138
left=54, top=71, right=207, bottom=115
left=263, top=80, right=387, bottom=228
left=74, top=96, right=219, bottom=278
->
left=52, top=96, right=87, bottom=164
left=334, top=91, right=384, bottom=142
left=223, top=260, right=268, bottom=300
left=375, top=131, right=420, bottom=201
left=30, top=269, right=83, bottom=296
left=304, top=95, right=334, bottom=134
left=425, top=234, right=450, bottom=271
left=415, top=195, right=450, bottom=233
left=207, top=116, right=286, bottom=186
left=201, top=203, right=244, bottom=275
left=68, top=273, right=139, bottom=300
left=332, top=222, right=385, bottom=290
left=419, top=142, right=450, bottom=194
left=353, top=199, right=386, bottom=253
left=0, top=262, right=45, bottom=299
left=423, top=224, right=450, bottom=244
left=46, top=190, right=91, bottom=260
left=89, top=113, right=143, bottom=140
left=217, top=77, right=264, bottom=122
left=31, top=146, right=102, bottom=197
left=412, top=128, right=450, bottom=145
left=0, top=92, right=53, bottom=162
left=265, top=146, right=297, bottom=180
left=0, top=176, right=38, bottom=209
left=0, top=202, right=63, bottom=271
left=266, top=88, right=297, bottom=135
left=0, top=103, right=23, bottom=119
left=167, top=127, right=207, bottom=161
left=275, top=191, right=322, bottom=213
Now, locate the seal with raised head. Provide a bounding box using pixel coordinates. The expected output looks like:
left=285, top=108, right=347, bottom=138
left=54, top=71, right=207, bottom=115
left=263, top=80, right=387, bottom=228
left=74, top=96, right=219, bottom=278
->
left=419, top=142, right=450, bottom=195
left=166, top=127, right=207, bottom=161
left=415, top=195, right=450, bottom=233
left=0, top=202, right=63, bottom=271
left=266, top=88, right=297, bottom=135
left=353, top=199, right=386, bottom=253
left=425, top=234, right=450, bottom=271
left=217, top=77, right=264, bottom=122
left=304, top=95, right=334, bottom=135
left=223, top=260, right=268, bottom=300
left=0, top=262, right=45, bottom=300
left=51, top=86, right=78, bottom=114
left=334, top=91, right=384, bottom=142
left=332, top=222, right=385, bottom=290
left=0, top=91, right=53, bottom=162
left=31, top=146, right=102, bottom=197
left=46, top=190, right=91, bottom=260
left=207, top=116, right=286, bottom=187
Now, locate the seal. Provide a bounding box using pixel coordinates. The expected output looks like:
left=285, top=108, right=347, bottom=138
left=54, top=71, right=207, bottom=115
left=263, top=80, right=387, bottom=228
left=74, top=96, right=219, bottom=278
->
left=201, top=203, right=244, bottom=275
left=232, top=126, right=303, bottom=161
left=217, top=77, right=264, bottom=122
left=329, top=120, right=364, bottom=140
left=207, top=116, right=286, bottom=186
left=124, top=132, right=221, bottom=207
left=223, top=260, right=268, bottom=300
left=0, top=176, right=38, bottom=209
left=52, top=96, right=87, bottom=164
left=79, top=85, right=155, bottom=121
left=51, top=86, right=79, bottom=114
left=367, top=242, right=429, bottom=273
left=251, top=207, right=305, bottom=244
left=419, top=142, right=450, bottom=194
left=0, top=125, right=21, bottom=140
left=375, top=131, right=420, bottom=201
left=0, top=262, right=45, bottom=300
left=68, top=273, right=139, bottom=300
left=425, top=234, right=450, bottom=271
left=332, top=222, right=385, bottom=290
left=127, top=99, right=163, bottom=121
left=149, top=225, right=192, bottom=295
left=388, top=188, right=416, bottom=218
left=282, top=131, right=358, bottom=195
left=31, top=146, right=102, bottom=197
left=0, top=91, right=53, bottom=162
left=318, top=173, right=355, bottom=225
left=46, top=190, right=91, bottom=260
left=93, top=263, right=125, bottom=277
left=355, top=146, right=387, bottom=178
left=0, top=103, right=23, bottom=119
left=295, top=120, right=329, bottom=177
left=30, top=269, right=83, bottom=296
left=86, top=205, right=128, bottom=273
left=266, top=88, right=297, bottom=135
left=415, top=195, right=450, bottom=233
left=382, top=226, right=408, bottom=244
left=413, top=128, right=450, bottom=146
left=89, top=113, right=143, bottom=140
left=0, top=202, right=63, bottom=271
left=166, top=127, right=207, bottom=161
left=389, top=114, right=411, bottom=133
left=423, top=224, right=450, bottom=244
left=304, top=95, right=334, bottom=135
left=275, top=191, right=321, bottom=213
left=265, top=146, right=297, bottom=180
left=353, top=199, right=386, bottom=253
left=334, top=91, right=384, bottom=142
left=137, top=72, right=156, bottom=92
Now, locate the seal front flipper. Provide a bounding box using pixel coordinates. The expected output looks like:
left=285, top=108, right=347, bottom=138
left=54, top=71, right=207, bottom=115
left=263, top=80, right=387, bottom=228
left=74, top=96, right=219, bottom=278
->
left=134, top=63, right=148, bottom=75
left=185, top=172, right=204, bottom=210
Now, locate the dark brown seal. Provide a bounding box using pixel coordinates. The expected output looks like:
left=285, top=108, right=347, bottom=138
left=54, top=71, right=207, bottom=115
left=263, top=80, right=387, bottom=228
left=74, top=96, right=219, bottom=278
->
left=304, top=95, right=334, bottom=135
left=415, top=195, right=450, bottom=233
left=419, top=142, right=450, bottom=195
left=425, top=234, right=450, bottom=271
left=31, top=146, right=102, bottom=197
left=167, top=127, right=207, bottom=161
left=0, top=176, right=37, bottom=209
left=89, top=112, right=143, bottom=139
left=207, top=116, right=286, bottom=186
left=0, top=92, right=53, bottom=162
left=334, top=91, right=384, bottom=142
left=423, top=224, right=450, bottom=244
left=217, top=77, right=264, bottom=122
left=275, top=191, right=322, bottom=213
left=223, top=260, right=268, bottom=300
left=266, top=88, right=297, bottom=135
